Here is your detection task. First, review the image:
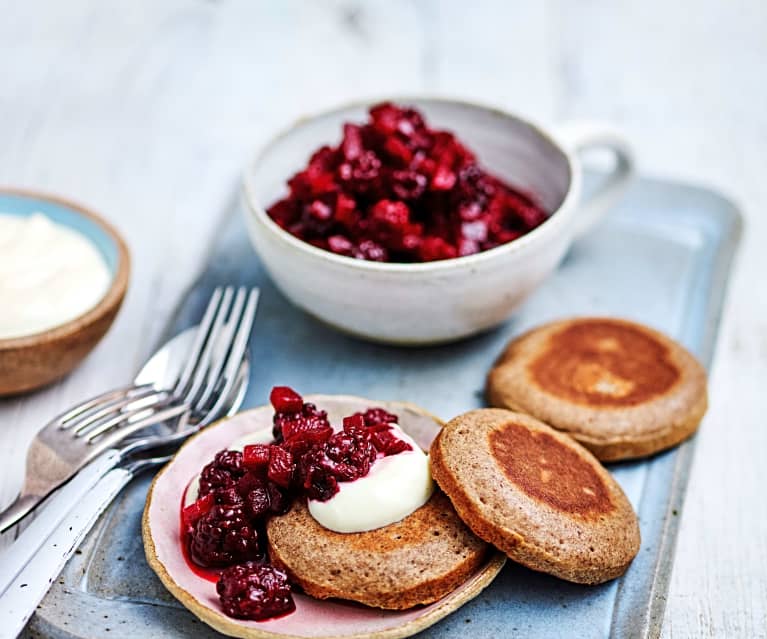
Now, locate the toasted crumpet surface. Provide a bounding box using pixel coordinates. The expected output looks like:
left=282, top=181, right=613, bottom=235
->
left=486, top=317, right=708, bottom=460
left=267, top=491, right=488, bottom=610
left=430, top=408, right=640, bottom=584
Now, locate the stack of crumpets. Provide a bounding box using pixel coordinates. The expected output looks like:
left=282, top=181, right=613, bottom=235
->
left=486, top=317, right=708, bottom=461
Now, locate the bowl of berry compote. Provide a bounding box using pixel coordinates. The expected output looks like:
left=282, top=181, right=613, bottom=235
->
left=242, top=98, right=634, bottom=344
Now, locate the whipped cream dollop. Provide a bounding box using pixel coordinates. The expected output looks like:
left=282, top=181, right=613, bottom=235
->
left=308, top=425, right=433, bottom=533
left=0, top=212, right=111, bottom=339
left=185, top=422, right=434, bottom=532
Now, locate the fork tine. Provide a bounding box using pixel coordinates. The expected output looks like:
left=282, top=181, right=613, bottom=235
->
left=88, top=403, right=190, bottom=450
left=79, top=287, right=232, bottom=442
left=172, top=287, right=224, bottom=396
left=79, top=392, right=172, bottom=441
left=56, top=384, right=155, bottom=429
left=196, top=288, right=259, bottom=425
left=181, top=286, right=235, bottom=405
left=80, top=286, right=243, bottom=446
left=70, top=388, right=168, bottom=435
left=81, top=286, right=237, bottom=445
left=192, top=286, right=247, bottom=410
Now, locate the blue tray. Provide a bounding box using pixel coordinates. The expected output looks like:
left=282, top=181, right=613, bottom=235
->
left=26, top=174, right=741, bottom=639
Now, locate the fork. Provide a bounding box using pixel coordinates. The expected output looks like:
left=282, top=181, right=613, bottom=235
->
left=1, top=333, right=252, bottom=633
left=0, top=354, right=250, bottom=600
left=0, top=285, right=259, bottom=534
left=0, top=285, right=257, bottom=610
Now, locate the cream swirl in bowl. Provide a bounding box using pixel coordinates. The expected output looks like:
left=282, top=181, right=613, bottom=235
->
left=0, top=212, right=111, bottom=339
left=0, top=189, right=129, bottom=395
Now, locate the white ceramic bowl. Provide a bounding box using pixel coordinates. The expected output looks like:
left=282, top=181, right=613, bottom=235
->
left=243, top=98, right=634, bottom=344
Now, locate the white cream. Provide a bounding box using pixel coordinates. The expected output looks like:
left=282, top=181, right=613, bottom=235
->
left=308, top=426, right=434, bottom=533
left=0, top=213, right=111, bottom=339
left=184, top=423, right=434, bottom=533
left=184, top=474, right=201, bottom=508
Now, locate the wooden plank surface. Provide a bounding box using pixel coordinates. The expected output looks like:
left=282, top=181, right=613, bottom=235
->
left=0, top=1, right=764, bottom=637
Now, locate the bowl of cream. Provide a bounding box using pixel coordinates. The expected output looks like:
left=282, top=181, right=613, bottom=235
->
left=0, top=189, right=130, bottom=395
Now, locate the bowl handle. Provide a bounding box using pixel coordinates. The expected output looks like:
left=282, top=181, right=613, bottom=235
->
left=554, top=121, right=636, bottom=238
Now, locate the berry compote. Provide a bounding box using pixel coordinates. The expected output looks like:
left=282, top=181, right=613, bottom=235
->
left=180, top=386, right=412, bottom=621
left=267, top=102, right=549, bottom=262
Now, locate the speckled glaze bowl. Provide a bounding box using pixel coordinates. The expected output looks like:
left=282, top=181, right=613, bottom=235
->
left=0, top=189, right=130, bottom=396
left=243, top=98, right=634, bottom=345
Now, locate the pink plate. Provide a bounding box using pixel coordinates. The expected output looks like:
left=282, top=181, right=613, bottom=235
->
left=143, top=395, right=505, bottom=639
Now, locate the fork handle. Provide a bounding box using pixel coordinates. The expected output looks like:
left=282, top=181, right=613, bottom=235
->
left=0, top=466, right=135, bottom=638
left=0, top=402, right=189, bottom=535
left=0, top=450, right=122, bottom=596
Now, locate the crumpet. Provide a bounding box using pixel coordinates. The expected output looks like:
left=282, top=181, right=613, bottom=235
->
left=486, top=317, right=708, bottom=461
left=430, top=409, right=640, bottom=584
left=144, top=397, right=506, bottom=639
left=267, top=491, right=491, bottom=610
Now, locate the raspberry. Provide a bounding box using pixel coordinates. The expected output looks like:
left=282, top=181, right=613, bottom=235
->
left=269, top=386, right=304, bottom=413
left=338, top=151, right=382, bottom=194
left=198, top=450, right=245, bottom=498
left=419, top=236, right=458, bottom=262
left=189, top=503, right=261, bottom=567
left=325, top=430, right=377, bottom=480
left=391, top=170, right=426, bottom=200
left=182, top=493, right=214, bottom=528
left=243, top=444, right=271, bottom=471
left=371, top=428, right=412, bottom=456
left=267, top=447, right=294, bottom=489
left=217, top=562, right=295, bottom=621
left=360, top=408, right=398, bottom=427
left=327, top=234, right=354, bottom=255
left=354, top=239, right=388, bottom=262
left=274, top=402, right=332, bottom=445
left=238, top=474, right=288, bottom=518
left=266, top=102, right=548, bottom=263
left=297, top=448, right=340, bottom=501
left=342, top=414, right=366, bottom=431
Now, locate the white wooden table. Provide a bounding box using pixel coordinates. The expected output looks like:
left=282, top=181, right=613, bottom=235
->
left=1, top=1, right=765, bottom=637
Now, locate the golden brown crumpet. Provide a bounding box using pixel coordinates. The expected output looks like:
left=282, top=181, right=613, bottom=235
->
left=266, top=491, right=489, bottom=610
left=430, top=409, right=641, bottom=585
left=489, top=422, right=613, bottom=516
left=486, top=317, right=708, bottom=461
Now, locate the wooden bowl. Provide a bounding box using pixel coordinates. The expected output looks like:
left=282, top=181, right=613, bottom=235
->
left=0, top=189, right=130, bottom=396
